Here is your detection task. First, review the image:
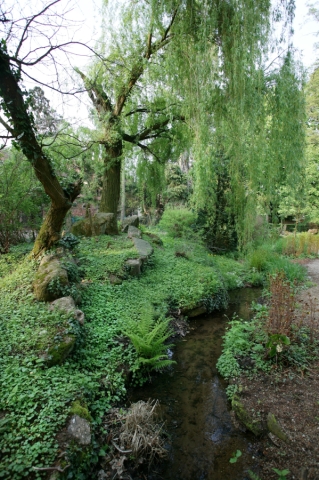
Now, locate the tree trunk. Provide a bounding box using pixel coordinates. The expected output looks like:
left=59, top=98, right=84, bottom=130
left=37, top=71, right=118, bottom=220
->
left=100, top=141, right=122, bottom=234
left=32, top=203, right=71, bottom=257
left=120, top=158, right=126, bottom=223
left=0, top=48, right=82, bottom=256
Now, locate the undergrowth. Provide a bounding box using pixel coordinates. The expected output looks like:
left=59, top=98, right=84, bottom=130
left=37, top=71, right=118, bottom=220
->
left=0, top=234, right=250, bottom=478
left=217, top=272, right=318, bottom=399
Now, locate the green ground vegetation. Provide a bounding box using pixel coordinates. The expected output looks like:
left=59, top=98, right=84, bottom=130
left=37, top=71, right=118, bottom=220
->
left=0, top=229, right=257, bottom=479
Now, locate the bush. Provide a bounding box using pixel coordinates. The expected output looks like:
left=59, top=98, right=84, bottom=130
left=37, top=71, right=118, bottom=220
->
left=158, top=208, right=197, bottom=238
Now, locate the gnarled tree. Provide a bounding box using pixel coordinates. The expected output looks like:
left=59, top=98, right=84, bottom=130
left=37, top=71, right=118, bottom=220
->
left=0, top=1, right=91, bottom=256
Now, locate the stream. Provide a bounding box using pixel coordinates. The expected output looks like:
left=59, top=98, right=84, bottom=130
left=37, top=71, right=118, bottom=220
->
left=128, top=288, right=262, bottom=480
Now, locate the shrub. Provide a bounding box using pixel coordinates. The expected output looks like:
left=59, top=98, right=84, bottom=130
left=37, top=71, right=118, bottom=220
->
left=158, top=208, right=197, bottom=238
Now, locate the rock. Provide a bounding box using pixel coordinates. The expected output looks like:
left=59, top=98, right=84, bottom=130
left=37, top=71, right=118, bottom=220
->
left=125, top=258, right=142, bottom=276
left=71, top=212, right=116, bottom=237
left=109, top=274, right=123, bottom=285
left=308, top=228, right=318, bottom=234
left=122, top=215, right=139, bottom=232
left=232, top=394, right=265, bottom=436
left=132, top=237, right=153, bottom=259
left=33, top=256, right=69, bottom=302
left=127, top=225, right=142, bottom=239
left=144, top=232, right=163, bottom=246
left=45, top=335, right=76, bottom=367
left=71, top=218, right=92, bottom=237
left=50, top=296, right=85, bottom=325
left=92, top=212, right=116, bottom=235
left=267, top=412, right=290, bottom=442
left=67, top=414, right=91, bottom=446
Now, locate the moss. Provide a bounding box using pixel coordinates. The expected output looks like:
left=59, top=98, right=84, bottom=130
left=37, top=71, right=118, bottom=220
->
left=70, top=401, right=92, bottom=422
left=47, top=335, right=76, bottom=366
left=232, top=394, right=265, bottom=436
left=267, top=412, right=289, bottom=442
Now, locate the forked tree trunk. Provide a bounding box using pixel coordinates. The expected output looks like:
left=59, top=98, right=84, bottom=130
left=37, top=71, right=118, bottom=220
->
left=32, top=203, right=71, bottom=257
left=100, top=141, right=122, bottom=234
left=0, top=49, right=81, bottom=256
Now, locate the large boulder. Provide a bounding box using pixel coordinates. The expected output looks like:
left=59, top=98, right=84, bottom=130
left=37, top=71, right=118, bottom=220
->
left=50, top=296, right=85, bottom=325
left=71, top=212, right=116, bottom=237
left=122, top=215, right=139, bottom=232
left=71, top=218, right=92, bottom=237
left=92, top=212, right=116, bottom=235
left=33, top=255, right=69, bottom=302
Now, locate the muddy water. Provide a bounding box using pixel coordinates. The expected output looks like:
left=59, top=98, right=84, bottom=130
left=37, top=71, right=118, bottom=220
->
left=129, top=288, right=262, bottom=480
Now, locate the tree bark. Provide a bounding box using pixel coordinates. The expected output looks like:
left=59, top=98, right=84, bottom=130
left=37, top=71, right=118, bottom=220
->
left=99, top=141, right=122, bottom=234
left=0, top=47, right=81, bottom=256
left=32, top=203, right=70, bottom=257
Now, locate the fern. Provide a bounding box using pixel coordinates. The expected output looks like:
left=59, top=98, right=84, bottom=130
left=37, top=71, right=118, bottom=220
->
left=124, top=307, right=176, bottom=371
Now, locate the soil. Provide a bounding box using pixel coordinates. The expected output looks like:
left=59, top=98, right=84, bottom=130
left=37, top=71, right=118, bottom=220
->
left=236, top=259, right=319, bottom=480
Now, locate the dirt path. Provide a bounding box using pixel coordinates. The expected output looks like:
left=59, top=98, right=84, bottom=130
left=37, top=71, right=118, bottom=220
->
left=236, top=260, right=319, bottom=480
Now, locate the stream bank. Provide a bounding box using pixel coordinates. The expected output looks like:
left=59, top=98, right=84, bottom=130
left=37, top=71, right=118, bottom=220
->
left=127, top=288, right=263, bottom=480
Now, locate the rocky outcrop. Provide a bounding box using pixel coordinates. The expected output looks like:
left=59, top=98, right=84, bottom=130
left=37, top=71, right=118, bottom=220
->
left=50, top=296, right=85, bottom=325
left=33, top=255, right=69, bottom=302
left=122, top=215, right=139, bottom=232
left=71, top=212, right=116, bottom=237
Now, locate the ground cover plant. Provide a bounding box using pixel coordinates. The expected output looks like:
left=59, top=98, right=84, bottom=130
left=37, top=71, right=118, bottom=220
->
left=0, top=232, right=254, bottom=479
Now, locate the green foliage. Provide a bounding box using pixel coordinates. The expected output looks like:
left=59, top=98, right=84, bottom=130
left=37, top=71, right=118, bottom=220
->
left=124, top=307, right=175, bottom=372
left=0, top=232, right=260, bottom=478
left=158, top=207, right=197, bottom=238
left=229, top=449, right=242, bottom=463
left=0, top=148, right=47, bottom=253
left=273, top=468, right=290, bottom=480
left=247, top=245, right=307, bottom=283
left=58, top=233, right=80, bottom=250
left=266, top=334, right=291, bottom=357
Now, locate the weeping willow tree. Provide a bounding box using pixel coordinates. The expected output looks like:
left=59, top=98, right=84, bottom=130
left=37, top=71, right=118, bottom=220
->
left=76, top=1, right=190, bottom=232
left=162, top=0, right=305, bottom=248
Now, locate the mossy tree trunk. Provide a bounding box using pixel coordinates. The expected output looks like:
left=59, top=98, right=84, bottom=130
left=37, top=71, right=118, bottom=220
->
left=99, top=141, right=122, bottom=234
left=0, top=47, right=82, bottom=257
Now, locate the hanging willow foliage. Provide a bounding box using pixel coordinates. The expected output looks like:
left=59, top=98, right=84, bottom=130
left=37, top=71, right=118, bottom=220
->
left=158, top=0, right=304, bottom=248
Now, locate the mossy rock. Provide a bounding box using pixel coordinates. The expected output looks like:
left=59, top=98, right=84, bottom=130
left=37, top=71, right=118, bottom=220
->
left=70, top=401, right=92, bottom=422
left=267, top=412, right=290, bottom=442
left=71, top=213, right=116, bottom=236
left=45, top=335, right=76, bottom=367
left=144, top=232, right=163, bottom=246
left=71, top=218, right=92, bottom=237
left=33, top=256, right=69, bottom=302
left=232, top=394, right=265, bottom=436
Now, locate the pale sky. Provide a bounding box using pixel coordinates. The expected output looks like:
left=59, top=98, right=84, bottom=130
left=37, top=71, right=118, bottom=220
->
left=0, top=0, right=318, bottom=129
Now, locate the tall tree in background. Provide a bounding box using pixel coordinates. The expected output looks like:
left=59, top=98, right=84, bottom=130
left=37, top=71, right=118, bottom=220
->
left=76, top=2, right=187, bottom=233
